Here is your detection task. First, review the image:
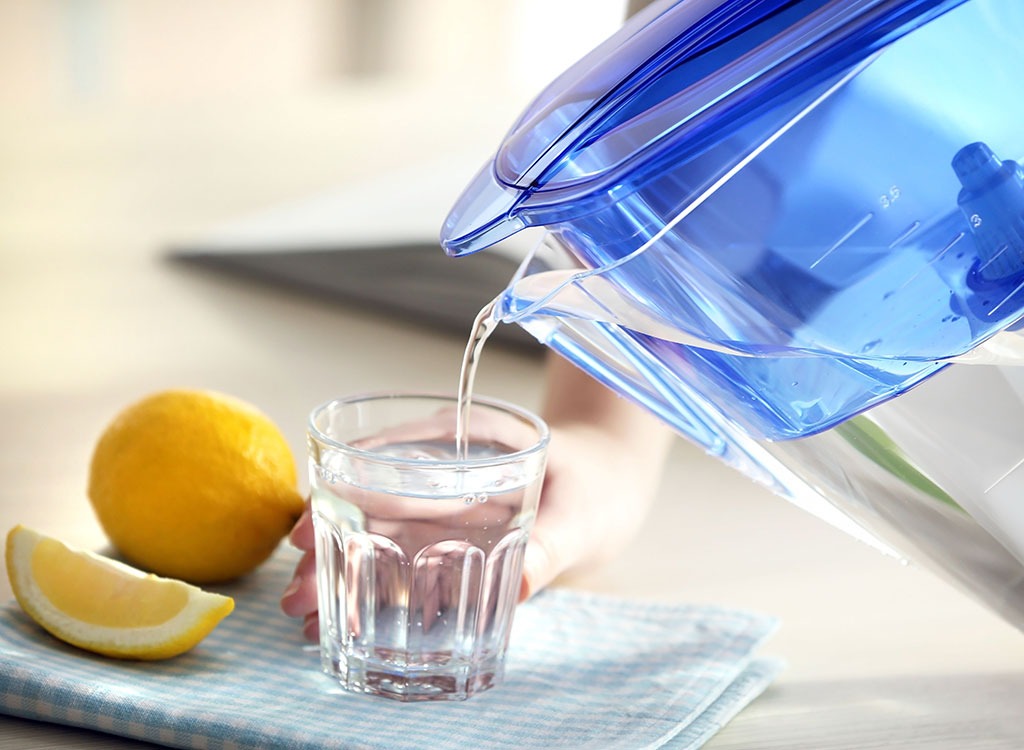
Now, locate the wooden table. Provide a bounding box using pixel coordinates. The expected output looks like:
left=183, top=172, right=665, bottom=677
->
left=2, top=88, right=1023, bottom=749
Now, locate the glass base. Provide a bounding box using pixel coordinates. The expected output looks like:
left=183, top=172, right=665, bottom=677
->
left=322, top=649, right=503, bottom=702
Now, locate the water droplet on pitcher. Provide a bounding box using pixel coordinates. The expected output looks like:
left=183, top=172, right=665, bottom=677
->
left=861, top=339, right=881, bottom=353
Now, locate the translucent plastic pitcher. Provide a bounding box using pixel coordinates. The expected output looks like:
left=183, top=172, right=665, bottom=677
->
left=441, top=0, right=1024, bottom=628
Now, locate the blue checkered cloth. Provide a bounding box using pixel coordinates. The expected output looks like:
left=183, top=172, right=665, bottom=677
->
left=0, top=548, right=781, bottom=750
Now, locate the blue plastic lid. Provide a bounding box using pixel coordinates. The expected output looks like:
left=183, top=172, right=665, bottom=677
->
left=441, top=0, right=968, bottom=256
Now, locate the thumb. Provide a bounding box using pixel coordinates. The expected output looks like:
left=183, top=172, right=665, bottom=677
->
left=519, top=517, right=587, bottom=602
left=519, top=535, right=555, bottom=602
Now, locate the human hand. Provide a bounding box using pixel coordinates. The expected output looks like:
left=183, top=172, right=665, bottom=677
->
left=517, top=354, right=674, bottom=598
left=283, top=376, right=672, bottom=641
left=280, top=505, right=318, bottom=641
left=518, top=418, right=670, bottom=599
left=280, top=408, right=671, bottom=639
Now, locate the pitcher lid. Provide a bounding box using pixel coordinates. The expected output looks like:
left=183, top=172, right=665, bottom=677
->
left=441, top=0, right=967, bottom=256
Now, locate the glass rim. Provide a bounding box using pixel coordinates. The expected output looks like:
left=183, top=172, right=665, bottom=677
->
left=307, top=391, right=550, bottom=468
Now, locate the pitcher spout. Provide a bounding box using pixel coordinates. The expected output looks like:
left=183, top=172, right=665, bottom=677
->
left=441, top=164, right=527, bottom=257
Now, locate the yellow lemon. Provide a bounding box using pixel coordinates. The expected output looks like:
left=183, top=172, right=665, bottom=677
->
left=88, top=389, right=304, bottom=583
left=6, top=525, right=234, bottom=660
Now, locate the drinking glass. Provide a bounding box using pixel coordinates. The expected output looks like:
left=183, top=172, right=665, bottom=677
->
left=307, top=393, right=549, bottom=701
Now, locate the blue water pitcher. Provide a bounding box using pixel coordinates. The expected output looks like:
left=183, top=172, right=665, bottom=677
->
left=442, top=0, right=1024, bottom=630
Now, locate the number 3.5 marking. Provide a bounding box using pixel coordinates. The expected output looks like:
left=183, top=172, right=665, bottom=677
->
left=879, top=185, right=901, bottom=208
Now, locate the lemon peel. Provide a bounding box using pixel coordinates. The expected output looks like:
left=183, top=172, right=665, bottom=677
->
left=88, top=389, right=304, bottom=583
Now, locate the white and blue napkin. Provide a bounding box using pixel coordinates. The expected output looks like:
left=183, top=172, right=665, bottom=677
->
left=0, top=549, right=781, bottom=750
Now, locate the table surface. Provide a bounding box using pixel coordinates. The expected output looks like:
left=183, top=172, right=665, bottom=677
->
left=2, top=87, right=1024, bottom=750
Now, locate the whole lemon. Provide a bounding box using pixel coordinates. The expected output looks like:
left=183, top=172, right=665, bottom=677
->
left=88, top=390, right=304, bottom=583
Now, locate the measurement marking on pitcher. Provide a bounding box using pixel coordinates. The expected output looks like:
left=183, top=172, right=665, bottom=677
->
left=887, top=221, right=921, bottom=249
left=985, top=456, right=1024, bottom=494
left=894, top=233, right=963, bottom=293
left=810, top=213, right=874, bottom=269
left=987, top=277, right=1024, bottom=318
left=978, top=244, right=1011, bottom=276
left=936, top=232, right=965, bottom=257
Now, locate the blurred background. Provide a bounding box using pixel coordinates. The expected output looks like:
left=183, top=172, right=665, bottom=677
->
left=0, top=0, right=629, bottom=389
left=0, top=0, right=630, bottom=251
left=0, top=0, right=630, bottom=529
left=0, top=0, right=643, bottom=621
left=0, top=0, right=626, bottom=113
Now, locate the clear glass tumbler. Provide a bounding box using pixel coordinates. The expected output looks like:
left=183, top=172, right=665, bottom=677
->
left=307, top=393, right=549, bottom=702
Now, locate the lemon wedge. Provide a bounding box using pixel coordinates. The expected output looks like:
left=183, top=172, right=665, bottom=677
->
left=5, top=525, right=234, bottom=660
